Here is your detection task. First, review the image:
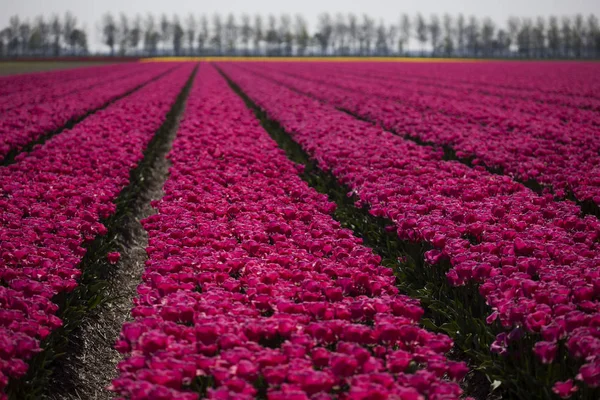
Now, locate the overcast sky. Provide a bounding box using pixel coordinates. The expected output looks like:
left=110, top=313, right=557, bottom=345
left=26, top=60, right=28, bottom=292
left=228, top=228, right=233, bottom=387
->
left=2, top=0, right=600, bottom=51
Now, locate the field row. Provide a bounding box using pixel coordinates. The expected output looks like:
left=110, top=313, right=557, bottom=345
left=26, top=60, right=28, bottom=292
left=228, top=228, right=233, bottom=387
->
left=236, top=62, right=600, bottom=213
left=216, top=62, right=600, bottom=399
left=0, top=61, right=599, bottom=400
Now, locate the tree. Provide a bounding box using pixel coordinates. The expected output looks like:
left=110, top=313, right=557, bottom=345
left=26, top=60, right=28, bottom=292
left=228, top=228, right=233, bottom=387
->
left=118, top=14, right=129, bottom=55
left=465, top=16, right=480, bottom=56
left=63, top=11, right=76, bottom=53
left=481, top=17, right=495, bottom=56
left=387, top=24, right=398, bottom=55
left=102, top=13, right=117, bottom=55
left=399, top=14, right=411, bottom=55
left=160, top=14, right=170, bottom=52
left=198, top=15, right=209, bottom=54
left=495, top=29, right=511, bottom=56
left=130, top=15, right=142, bottom=54
left=561, top=16, right=573, bottom=57
left=295, top=14, right=309, bottom=56
left=253, top=15, right=263, bottom=54
left=316, top=13, right=333, bottom=55
left=172, top=15, right=184, bottom=56
left=532, top=17, right=546, bottom=57
left=456, top=14, right=466, bottom=55
left=19, top=20, right=31, bottom=55
left=225, top=14, right=237, bottom=54
left=588, top=14, right=600, bottom=58
left=442, top=14, right=455, bottom=56
left=280, top=15, right=293, bottom=56
left=573, top=14, right=585, bottom=58
left=507, top=16, right=520, bottom=56
left=375, top=21, right=388, bottom=55
left=429, top=14, right=441, bottom=55
left=415, top=13, right=428, bottom=55
left=29, top=25, right=43, bottom=55
left=211, top=14, right=223, bottom=54
left=70, top=29, right=87, bottom=54
left=34, top=16, right=50, bottom=55
left=265, top=15, right=279, bottom=55
left=144, top=14, right=158, bottom=56
left=333, top=13, right=348, bottom=55
left=348, top=14, right=358, bottom=54
left=185, top=14, right=197, bottom=55
left=360, top=14, right=375, bottom=55
left=240, top=14, right=252, bottom=54
left=517, top=18, right=533, bottom=57
left=547, top=16, right=560, bottom=57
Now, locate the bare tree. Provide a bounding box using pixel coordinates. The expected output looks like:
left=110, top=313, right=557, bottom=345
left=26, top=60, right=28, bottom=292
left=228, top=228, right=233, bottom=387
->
left=456, top=14, right=466, bottom=55
left=280, top=14, right=293, bottom=56
left=387, top=23, right=398, bottom=55
left=102, top=13, right=117, bottom=55
left=517, top=18, right=533, bottom=57
left=573, top=14, right=585, bottom=58
left=265, top=15, right=279, bottom=55
left=481, top=17, right=495, bottom=56
left=429, top=14, right=441, bottom=55
left=240, top=14, right=252, bottom=54
left=535, top=17, right=546, bottom=57
left=442, top=14, right=455, bottom=56
left=295, top=14, right=310, bottom=56
left=118, top=14, right=129, bottom=55
left=185, top=14, right=197, bottom=55
left=465, top=16, right=480, bottom=56
left=348, top=14, right=358, bottom=54
left=253, top=15, right=263, bottom=54
left=225, top=14, right=237, bottom=54
left=496, top=29, right=511, bottom=56
left=160, top=14, right=170, bottom=52
left=360, top=14, right=375, bottom=55
left=547, top=16, right=560, bottom=57
left=375, top=20, right=388, bottom=55
left=172, top=15, right=184, bottom=55
left=399, top=14, right=411, bottom=55
left=63, top=12, right=76, bottom=54
left=130, top=15, right=142, bottom=55
left=316, top=13, right=333, bottom=55
left=211, top=14, right=223, bottom=54
left=561, top=16, right=573, bottom=57
left=19, top=19, right=31, bottom=55
left=333, top=13, right=348, bottom=55
left=415, top=13, right=428, bottom=55
left=144, top=14, right=158, bottom=55
left=507, top=16, right=520, bottom=56
left=587, top=14, right=600, bottom=58
left=198, top=15, right=208, bottom=55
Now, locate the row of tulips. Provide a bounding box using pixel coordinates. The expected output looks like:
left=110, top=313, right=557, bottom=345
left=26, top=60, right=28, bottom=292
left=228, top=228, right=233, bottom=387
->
left=323, top=64, right=600, bottom=126
left=352, top=62, right=600, bottom=100
left=0, top=63, right=135, bottom=98
left=0, top=63, right=175, bottom=163
left=313, top=62, right=600, bottom=113
left=110, top=64, right=469, bottom=400
left=0, top=63, right=153, bottom=114
left=219, top=63, right=600, bottom=397
left=239, top=62, right=600, bottom=210
left=0, top=64, right=195, bottom=397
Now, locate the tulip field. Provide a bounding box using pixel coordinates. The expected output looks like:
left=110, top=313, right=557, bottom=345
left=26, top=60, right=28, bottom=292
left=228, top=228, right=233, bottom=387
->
left=0, top=60, right=599, bottom=400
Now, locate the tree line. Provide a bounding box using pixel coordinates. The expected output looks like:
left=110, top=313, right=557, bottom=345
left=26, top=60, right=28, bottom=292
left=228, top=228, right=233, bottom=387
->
left=1, top=11, right=600, bottom=58
left=0, top=13, right=88, bottom=56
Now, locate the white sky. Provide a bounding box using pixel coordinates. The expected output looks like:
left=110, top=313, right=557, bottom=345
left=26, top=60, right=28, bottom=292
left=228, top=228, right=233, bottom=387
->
left=2, top=0, right=599, bottom=51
